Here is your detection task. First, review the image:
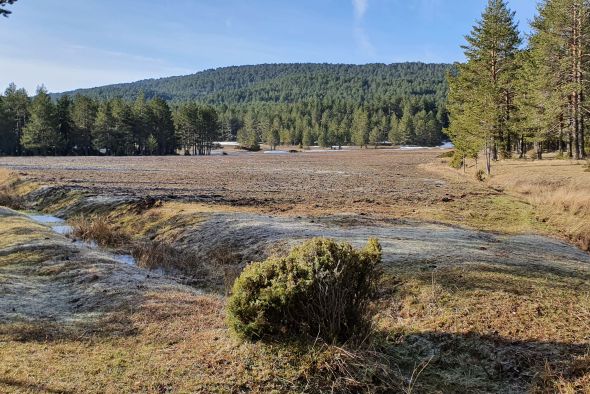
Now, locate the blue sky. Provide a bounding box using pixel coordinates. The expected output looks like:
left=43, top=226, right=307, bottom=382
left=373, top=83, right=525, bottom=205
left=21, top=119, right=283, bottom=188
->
left=0, top=0, right=538, bottom=93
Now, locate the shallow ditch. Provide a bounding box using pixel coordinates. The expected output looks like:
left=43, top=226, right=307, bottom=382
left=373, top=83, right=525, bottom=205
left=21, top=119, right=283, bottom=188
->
left=24, top=211, right=137, bottom=266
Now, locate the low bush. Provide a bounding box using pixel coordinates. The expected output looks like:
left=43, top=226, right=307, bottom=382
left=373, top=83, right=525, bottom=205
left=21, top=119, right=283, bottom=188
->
left=438, top=150, right=455, bottom=159
left=475, top=169, right=486, bottom=182
left=227, top=238, right=382, bottom=344
left=449, top=152, right=464, bottom=169
left=70, top=215, right=130, bottom=247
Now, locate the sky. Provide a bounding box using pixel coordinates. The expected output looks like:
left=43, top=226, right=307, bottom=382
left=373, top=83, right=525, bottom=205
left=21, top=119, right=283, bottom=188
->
left=0, top=0, right=538, bottom=93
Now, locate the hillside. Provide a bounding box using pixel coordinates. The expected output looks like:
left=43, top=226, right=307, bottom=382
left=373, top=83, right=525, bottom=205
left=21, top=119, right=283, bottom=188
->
left=52, top=63, right=452, bottom=105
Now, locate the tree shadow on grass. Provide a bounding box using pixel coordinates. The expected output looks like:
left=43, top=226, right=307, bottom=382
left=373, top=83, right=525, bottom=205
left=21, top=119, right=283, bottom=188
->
left=386, top=331, right=589, bottom=393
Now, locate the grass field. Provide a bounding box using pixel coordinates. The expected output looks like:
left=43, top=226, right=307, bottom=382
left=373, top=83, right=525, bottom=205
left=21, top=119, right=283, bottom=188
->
left=0, top=149, right=589, bottom=393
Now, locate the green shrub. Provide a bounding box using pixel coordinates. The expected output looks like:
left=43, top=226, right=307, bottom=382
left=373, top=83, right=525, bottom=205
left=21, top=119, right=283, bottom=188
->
left=227, top=238, right=382, bottom=343
left=449, top=152, right=464, bottom=169
left=438, top=150, right=455, bottom=158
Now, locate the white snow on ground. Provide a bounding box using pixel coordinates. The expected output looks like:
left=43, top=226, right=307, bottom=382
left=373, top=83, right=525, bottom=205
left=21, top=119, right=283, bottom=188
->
left=399, top=142, right=454, bottom=150
left=264, top=150, right=289, bottom=154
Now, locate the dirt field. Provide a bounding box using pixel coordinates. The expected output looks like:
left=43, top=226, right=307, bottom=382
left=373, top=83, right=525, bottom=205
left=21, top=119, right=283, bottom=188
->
left=0, top=150, right=480, bottom=216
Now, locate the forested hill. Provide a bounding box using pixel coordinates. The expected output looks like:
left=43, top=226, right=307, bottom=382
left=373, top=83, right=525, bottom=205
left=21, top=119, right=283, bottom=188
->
left=52, top=63, right=451, bottom=105
left=0, top=63, right=453, bottom=157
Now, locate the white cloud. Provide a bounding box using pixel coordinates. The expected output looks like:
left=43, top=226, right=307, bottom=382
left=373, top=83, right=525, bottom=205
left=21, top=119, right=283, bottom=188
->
left=353, top=0, right=368, bottom=20
left=352, top=0, right=374, bottom=57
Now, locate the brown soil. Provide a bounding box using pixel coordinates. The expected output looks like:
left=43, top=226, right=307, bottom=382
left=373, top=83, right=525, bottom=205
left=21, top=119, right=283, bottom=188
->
left=0, top=150, right=480, bottom=217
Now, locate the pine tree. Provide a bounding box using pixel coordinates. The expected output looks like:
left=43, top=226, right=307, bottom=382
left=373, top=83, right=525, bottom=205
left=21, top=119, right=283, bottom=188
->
left=93, top=101, right=117, bottom=155
left=111, top=98, right=134, bottom=155
left=3, top=83, right=29, bottom=155
left=0, top=0, right=17, bottom=17
left=413, top=110, right=428, bottom=145
left=447, top=0, right=522, bottom=173
left=368, top=126, right=384, bottom=148
left=529, top=0, right=588, bottom=159
left=22, top=87, right=60, bottom=155
left=0, top=96, right=14, bottom=155
left=56, top=95, right=74, bottom=154
left=351, top=108, right=369, bottom=147
left=398, top=108, right=415, bottom=145
left=388, top=114, right=400, bottom=145
left=302, top=128, right=313, bottom=148
left=132, top=92, right=153, bottom=154
left=266, top=117, right=281, bottom=150
left=71, top=94, right=97, bottom=155
left=150, top=97, right=176, bottom=155
left=238, top=110, right=260, bottom=151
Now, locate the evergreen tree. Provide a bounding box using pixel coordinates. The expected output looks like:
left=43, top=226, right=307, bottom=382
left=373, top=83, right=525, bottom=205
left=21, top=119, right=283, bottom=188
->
left=150, top=97, right=176, bottom=154
left=132, top=92, right=152, bottom=154
left=351, top=108, right=369, bottom=147
left=3, top=83, right=29, bottom=155
left=447, top=0, right=521, bottom=173
left=302, top=127, right=313, bottom=148
left=424, top=111, right=441, bottom=146
left=388, top=115, right=400, bottom=145
left=266, top=117, right=281, bottom=150
left=0, top=0, right=16, bottom=17
left=93, top=101, right=117, bottom=155
left=237, top=110, right=260, bottom=151
left=111, top=98, right=134, bottom=155
left=398, top=108, right=415, bottom=145
left=22, top=87, right=60, bottom=155
left=529, top=0, right=588, bottom=159
left=0, top=96, right=13, bottom=155
left=71, top=94, right=97, bottom=155
left=368, top=126, right=384, bottom=148
left=55, top=95, right=74, bottom=154
left=413, top=110, right=428, bottom=145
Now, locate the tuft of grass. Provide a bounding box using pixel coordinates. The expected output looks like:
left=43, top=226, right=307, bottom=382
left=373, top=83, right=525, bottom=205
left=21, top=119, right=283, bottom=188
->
left=0, top=169, right=25, bottom=209
left=132, top=241, right=208, bottom=278
left=475, top=168, right=486, bottom=182
left=70, top=215, right=130, bottom=247
left=0, top=189, right=24, bottom=210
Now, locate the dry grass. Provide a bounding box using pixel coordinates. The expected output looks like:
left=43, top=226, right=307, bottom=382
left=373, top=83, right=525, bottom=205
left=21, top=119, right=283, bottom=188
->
left=70, top=215, right=131, bottom=247
left=0, top=169, right=24, bottom=209
left=131, top=241, right=216, bottom=288
left=376, top=258, right=590, bottom=393
left=485, top=159, right=590, bottom=251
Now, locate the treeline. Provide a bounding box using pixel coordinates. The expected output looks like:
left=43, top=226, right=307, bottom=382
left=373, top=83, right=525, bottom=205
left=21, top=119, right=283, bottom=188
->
left=0, top=84, right=449, bottom=156
left=0, top=84, right=219, bottom=156
left=448, top=0, right=589, bottom=173
left=223, top=97, right=447, bottom=150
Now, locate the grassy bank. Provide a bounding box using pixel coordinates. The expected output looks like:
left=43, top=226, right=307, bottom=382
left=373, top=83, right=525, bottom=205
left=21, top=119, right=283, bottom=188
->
left=1, top=158, right=589, bottom=392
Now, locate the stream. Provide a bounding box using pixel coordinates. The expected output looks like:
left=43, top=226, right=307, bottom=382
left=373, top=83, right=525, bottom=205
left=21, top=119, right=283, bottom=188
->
left=25, top=212, right=137, bottom=266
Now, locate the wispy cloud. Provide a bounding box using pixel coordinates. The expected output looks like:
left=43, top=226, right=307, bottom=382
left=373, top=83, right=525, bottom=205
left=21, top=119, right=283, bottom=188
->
left=353, top=0, right=368, bottom=20
left=354, top=27, right=375, bottom=56
left=352, top=0, right=375, bottom=57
